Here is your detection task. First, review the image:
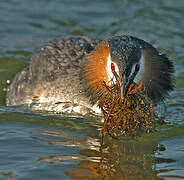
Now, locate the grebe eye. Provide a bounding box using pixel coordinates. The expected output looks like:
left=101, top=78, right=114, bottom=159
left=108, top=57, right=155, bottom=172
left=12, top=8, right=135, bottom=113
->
left=111, top=62, right=115, bottom=72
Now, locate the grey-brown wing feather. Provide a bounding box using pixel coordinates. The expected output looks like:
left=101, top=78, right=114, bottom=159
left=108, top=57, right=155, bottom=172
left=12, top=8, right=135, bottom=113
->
left=6, top=37, right=101, bottom=107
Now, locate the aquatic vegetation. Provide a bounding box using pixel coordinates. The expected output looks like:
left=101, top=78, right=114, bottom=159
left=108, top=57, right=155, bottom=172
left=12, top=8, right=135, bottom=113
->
left=98, top=71, right=155, bottom=138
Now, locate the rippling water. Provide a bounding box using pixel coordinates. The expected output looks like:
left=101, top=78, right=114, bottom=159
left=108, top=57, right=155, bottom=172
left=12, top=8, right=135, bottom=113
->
left=0, top=0, right=184, bottom=179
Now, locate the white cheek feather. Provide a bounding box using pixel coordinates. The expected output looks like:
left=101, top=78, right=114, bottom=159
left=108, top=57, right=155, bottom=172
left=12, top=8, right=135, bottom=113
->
left=134, top=54, right=144, bottom=84
left=106, top=54, right=120, bottom=84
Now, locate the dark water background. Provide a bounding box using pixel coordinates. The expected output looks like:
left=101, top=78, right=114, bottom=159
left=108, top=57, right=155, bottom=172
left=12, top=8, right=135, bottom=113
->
left=0, top=0, right=184, bottom=179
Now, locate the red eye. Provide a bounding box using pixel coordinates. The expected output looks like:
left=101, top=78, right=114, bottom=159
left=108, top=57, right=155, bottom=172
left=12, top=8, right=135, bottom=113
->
left=111, top=63, right=115, bottom=72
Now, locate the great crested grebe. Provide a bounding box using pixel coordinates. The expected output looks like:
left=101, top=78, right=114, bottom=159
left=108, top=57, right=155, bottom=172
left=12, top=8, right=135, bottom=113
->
left=6, top=35, right=174, bottom=115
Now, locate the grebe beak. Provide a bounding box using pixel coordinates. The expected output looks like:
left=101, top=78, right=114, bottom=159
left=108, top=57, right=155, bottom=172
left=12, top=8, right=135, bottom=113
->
left=122, top=64, right=140, bottom=97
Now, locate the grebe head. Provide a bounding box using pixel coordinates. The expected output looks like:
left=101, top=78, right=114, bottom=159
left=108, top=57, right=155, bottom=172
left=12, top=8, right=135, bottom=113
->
left=84, top=35, right=174, bottom=104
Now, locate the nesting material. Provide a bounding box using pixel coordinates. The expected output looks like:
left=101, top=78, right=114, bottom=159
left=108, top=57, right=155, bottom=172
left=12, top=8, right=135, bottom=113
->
left=98, top=72, right=156, bottom=138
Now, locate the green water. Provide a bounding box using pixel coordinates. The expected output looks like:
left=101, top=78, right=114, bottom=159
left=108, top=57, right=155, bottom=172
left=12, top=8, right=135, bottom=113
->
left=0, top=0, right=184, bottom=179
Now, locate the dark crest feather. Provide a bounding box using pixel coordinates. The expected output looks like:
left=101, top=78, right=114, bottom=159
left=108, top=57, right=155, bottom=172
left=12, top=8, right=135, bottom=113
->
left=141, top=44, right=175, bottom=104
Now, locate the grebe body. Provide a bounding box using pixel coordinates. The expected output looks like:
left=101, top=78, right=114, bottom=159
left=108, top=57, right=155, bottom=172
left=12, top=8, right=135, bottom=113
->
left=6, top=36, right=174, bottom=115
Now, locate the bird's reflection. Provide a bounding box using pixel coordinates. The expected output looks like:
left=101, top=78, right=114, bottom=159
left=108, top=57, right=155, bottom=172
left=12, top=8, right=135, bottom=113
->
left=65, top=143, right=159, bottom=180
left=33, top=128, right=175, bottom=180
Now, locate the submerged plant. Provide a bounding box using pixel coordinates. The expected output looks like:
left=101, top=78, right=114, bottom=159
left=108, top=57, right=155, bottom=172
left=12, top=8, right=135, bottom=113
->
left=98, top=71, right=156, bottom=138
